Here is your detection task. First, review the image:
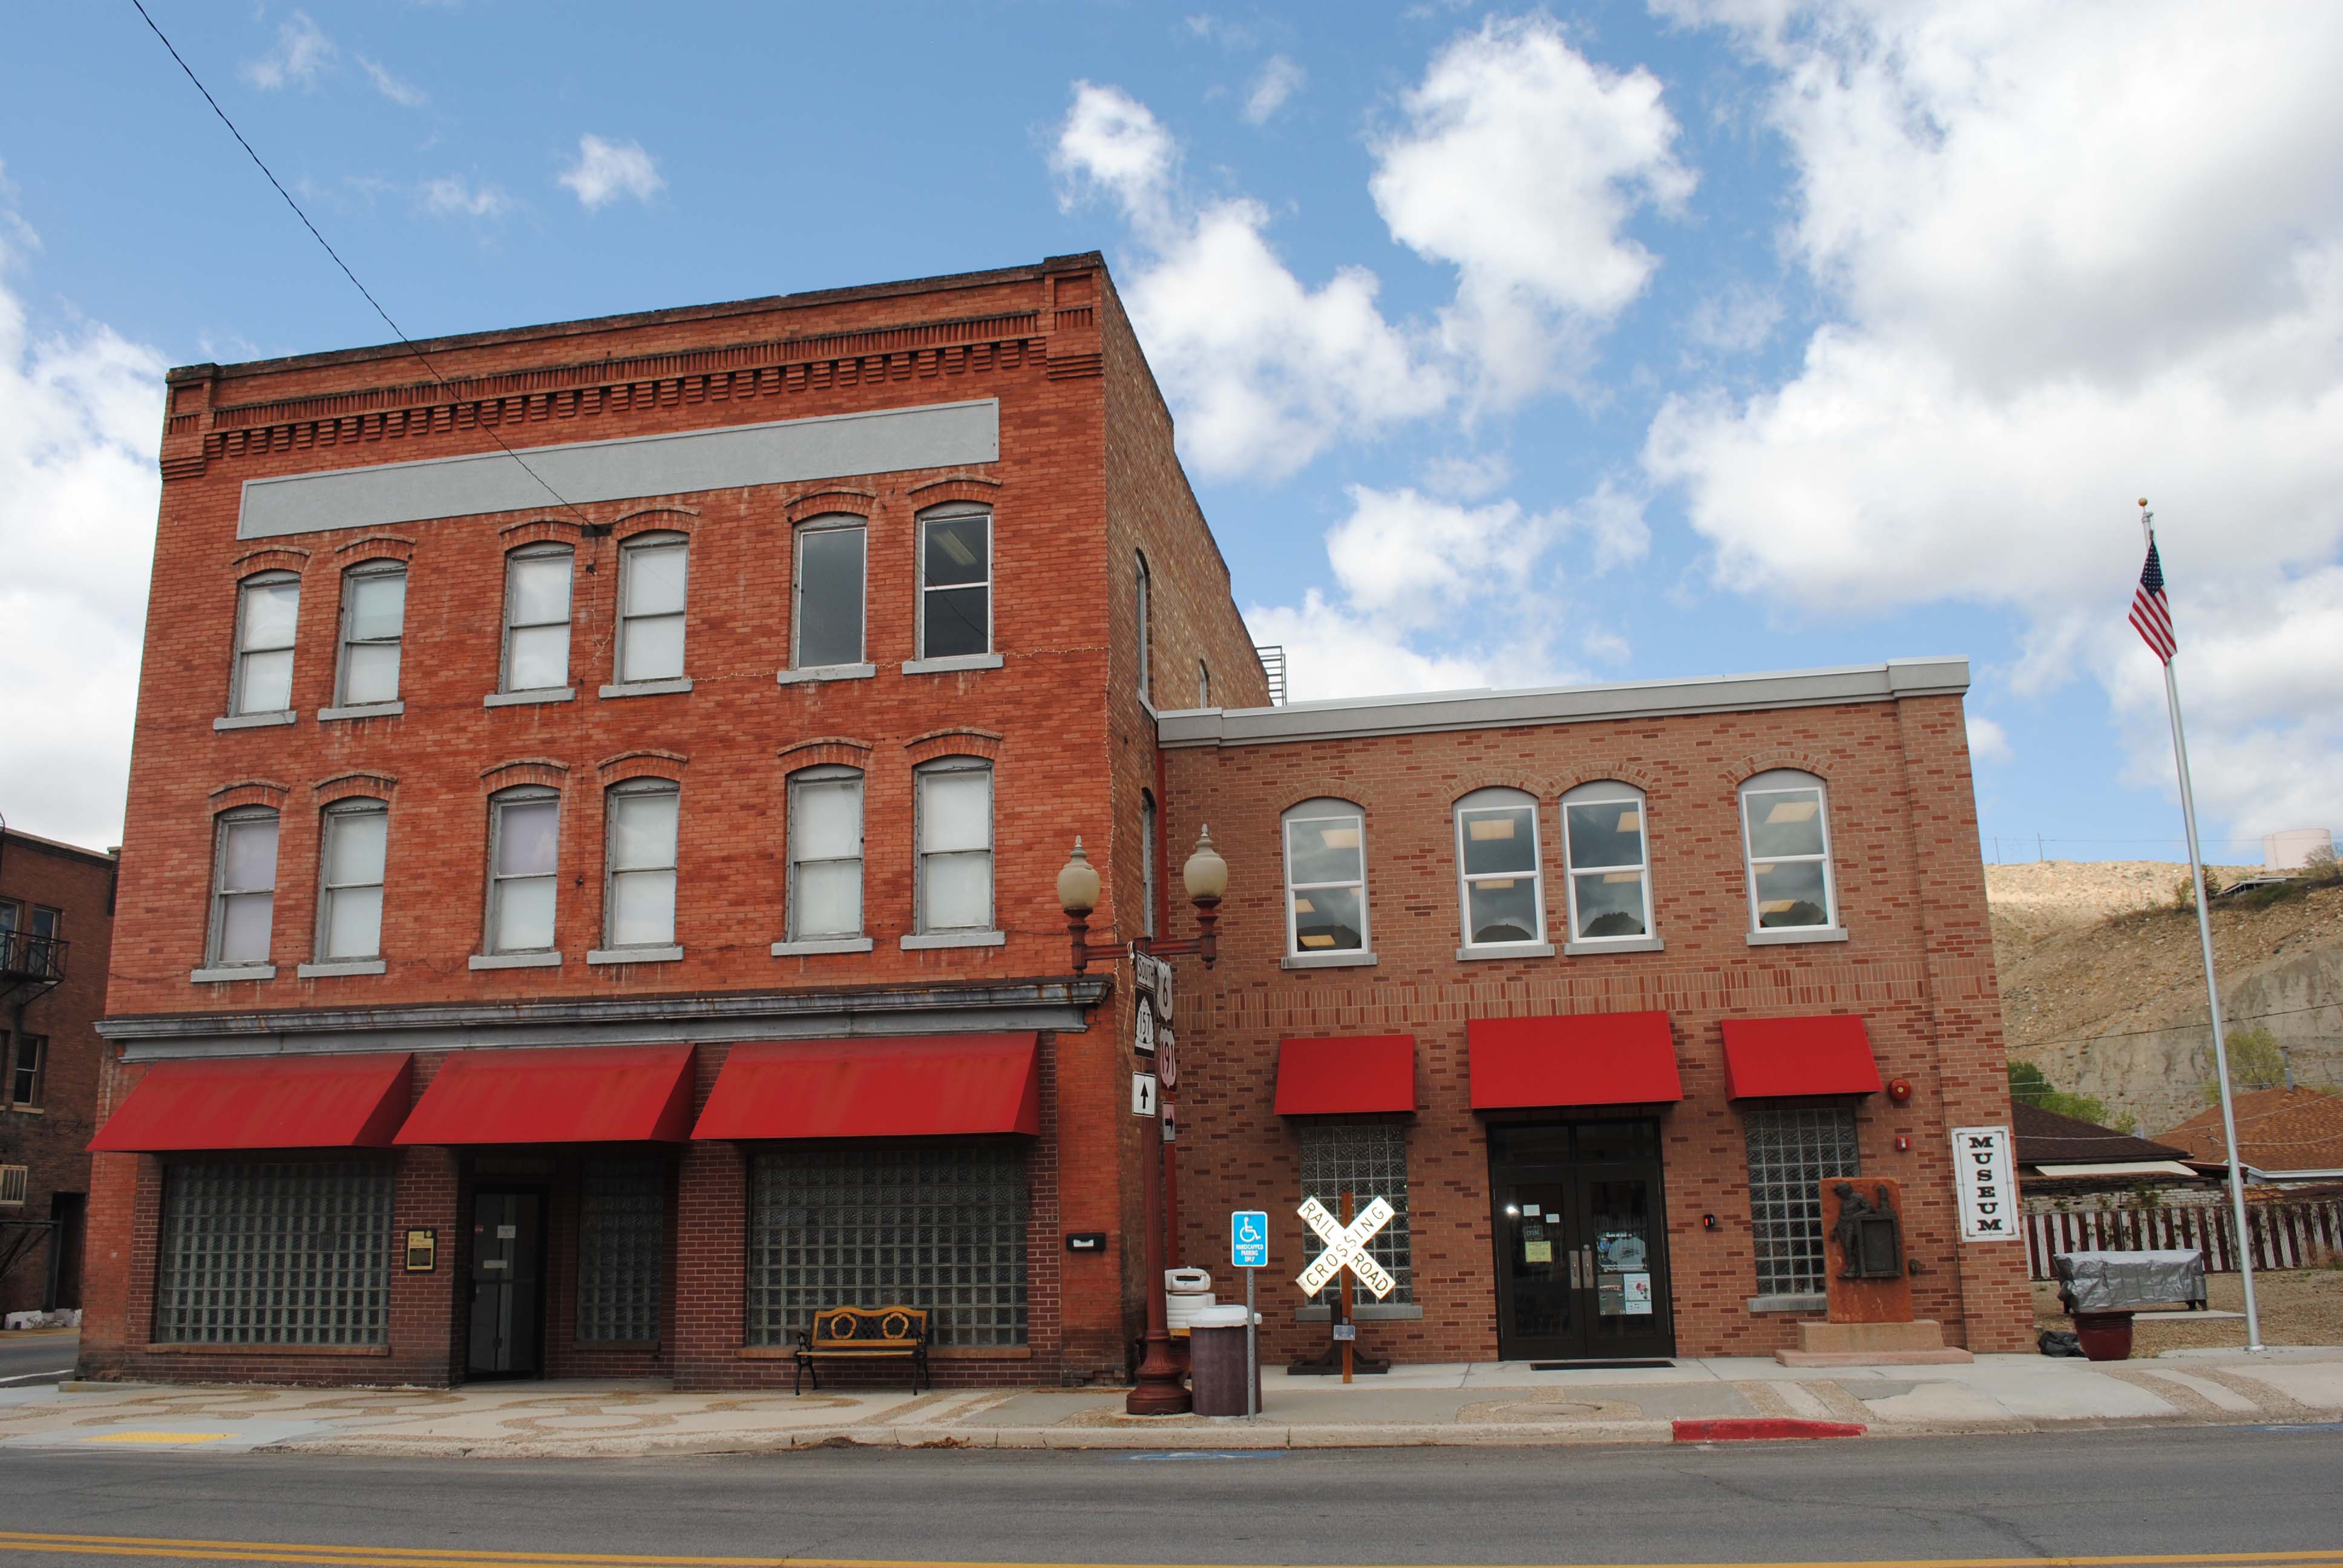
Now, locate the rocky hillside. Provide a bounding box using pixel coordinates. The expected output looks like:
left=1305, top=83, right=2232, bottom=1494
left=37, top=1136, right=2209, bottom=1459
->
left=1988, top=860, right=2343, bottom=1135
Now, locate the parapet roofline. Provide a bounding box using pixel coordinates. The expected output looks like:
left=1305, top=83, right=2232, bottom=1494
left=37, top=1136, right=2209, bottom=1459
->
left=1156, top=657, right=1970, bottom=748
left=166, top=251, right=1110, bottom=384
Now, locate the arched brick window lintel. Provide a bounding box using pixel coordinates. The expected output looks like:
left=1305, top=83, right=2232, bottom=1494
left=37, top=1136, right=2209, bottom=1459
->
left=905, top=728, right=1001, bottom=765
left=312, top=770, right=399, bottom=804
left=209, top=778, right=291, bottom=812
left=597, top=748, right=689, bottom=785
left=479, top=757, right=571, bottom=794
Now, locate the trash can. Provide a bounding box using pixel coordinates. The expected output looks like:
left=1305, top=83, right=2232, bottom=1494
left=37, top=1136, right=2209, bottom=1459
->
left=1188, top=1304, right=1260, bottom=1417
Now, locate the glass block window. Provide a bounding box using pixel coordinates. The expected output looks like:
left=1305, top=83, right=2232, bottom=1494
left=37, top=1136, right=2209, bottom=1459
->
left=1297, top=1122, right=1412, bottom=1305
left=1745, top=1106, right=1861, bottom=1296
left=576, top=1156, right=665, bottom=1343
left=747, top=1142, right=1028, bottom=1349
left=155, top=1161, right=393, bottom=1345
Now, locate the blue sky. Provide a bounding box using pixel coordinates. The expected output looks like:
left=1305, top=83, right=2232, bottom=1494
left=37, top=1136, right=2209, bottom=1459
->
left=3, top=2, right=2339, bottom=863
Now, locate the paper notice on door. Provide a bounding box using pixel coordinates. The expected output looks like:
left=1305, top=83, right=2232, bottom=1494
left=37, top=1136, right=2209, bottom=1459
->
left=1524, top=1240, right=1553, bottom=1263
left=482, top=1259, right=507, bottom=1270
left=1622, top=1272, right=1653, bottom=1314
left=497, top=1225, right=517, bottom=1240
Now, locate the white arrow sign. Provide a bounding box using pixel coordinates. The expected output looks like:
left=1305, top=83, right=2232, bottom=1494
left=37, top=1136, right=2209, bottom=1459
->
left=1296, top=1195, right=1397, bottom=1300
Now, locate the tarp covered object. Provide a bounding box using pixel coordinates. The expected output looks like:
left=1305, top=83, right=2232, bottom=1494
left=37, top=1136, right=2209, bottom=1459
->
left=2051, top=1249, right=2208, bottom=1312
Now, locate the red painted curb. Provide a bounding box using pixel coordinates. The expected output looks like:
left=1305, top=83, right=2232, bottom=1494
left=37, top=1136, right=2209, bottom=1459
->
left=1673, top=1417, right=1867, bottom=1442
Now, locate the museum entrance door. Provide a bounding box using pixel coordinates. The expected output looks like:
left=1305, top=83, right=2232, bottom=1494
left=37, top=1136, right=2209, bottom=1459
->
left=1488, top=1120, right=1676, bottom=1363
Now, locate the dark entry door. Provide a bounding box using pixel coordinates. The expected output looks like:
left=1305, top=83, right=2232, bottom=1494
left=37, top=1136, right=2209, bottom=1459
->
left=468, top=1191, right=543, bottom=1378
left=1489, top=1122, right=1675, bottom=1362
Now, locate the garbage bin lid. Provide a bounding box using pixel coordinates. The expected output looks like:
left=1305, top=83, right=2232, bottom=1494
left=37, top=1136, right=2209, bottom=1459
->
left=1189, top=1305, right=1251, bottom=1328
left=1165, top=1267, right=1213, bottom=1293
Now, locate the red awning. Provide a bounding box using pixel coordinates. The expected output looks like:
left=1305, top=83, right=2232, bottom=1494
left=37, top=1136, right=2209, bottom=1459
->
left=1720, top=1016, right=1882, bottom=1098
left=88, top=1052, right=412, bottom=1152
left=1467, top=1013, right=1683, bottom=1109
left=394, top=1044, right=696, bottom=1145
left=692, top=1034, right=1041, bottom=1140
left=1275, top=1036, right=1417, bottom=1116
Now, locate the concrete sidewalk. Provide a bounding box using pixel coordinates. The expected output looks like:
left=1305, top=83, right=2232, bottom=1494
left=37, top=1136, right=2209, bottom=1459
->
left=2, top=1350, right=2338, bottom=1458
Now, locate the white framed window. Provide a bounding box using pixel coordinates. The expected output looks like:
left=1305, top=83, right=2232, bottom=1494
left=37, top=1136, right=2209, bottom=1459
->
left=11, top=1033, right=47, bottom=1109
left=316, top=799, right=389, bottom=961
left=603, top=780, right=680, bottom=949
left=793, top=516, right=867, bottom=670
left=208, top=808, right=280, bottom=967
left=231, top=572, right=301, bottom=716
left=1740, top=769, right=1837, bottom=931
left=787, top=767, right=864, bottom=941
left=914, top=757, right=994, bottom=934
left=615, top=532, right=689, bottom=684
left=1135, top=550, right=1152, bottom=707
left=1561, top=782, right=1653, bottom=943
left=917, top=508, right=991, bottom=659
left=1455, top=788, right=1545, bottom=950
left=486, top=787, right=561, bottom=954
left=1139, top=790, right=1159, bottom=940
left=1282, top=799, right=1369, bottom=957
left=334, top=563, right=406, bottom=707
left=502, top=545, right=573, bottom=693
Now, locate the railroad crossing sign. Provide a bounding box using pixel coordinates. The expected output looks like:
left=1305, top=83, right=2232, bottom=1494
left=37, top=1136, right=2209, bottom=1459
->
left=1296, top=1195, right=1397, bottom=1300
left=1231, top=1210, right=1269, bottom=1270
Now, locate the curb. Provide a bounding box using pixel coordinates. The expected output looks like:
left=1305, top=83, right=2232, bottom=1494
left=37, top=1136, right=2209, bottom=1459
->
left=1673, top=1417, right=1866, bottom=1442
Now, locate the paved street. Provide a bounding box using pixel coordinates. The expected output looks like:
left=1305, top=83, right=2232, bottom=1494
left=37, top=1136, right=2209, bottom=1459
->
left=0, top=1331, right=76, bottom=1388
left=0, top=1423, right=2337, bottom=1566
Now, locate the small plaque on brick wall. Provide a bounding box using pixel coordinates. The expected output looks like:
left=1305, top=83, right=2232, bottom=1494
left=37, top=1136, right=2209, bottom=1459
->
left=404, top=1228, right=437, bottom=1273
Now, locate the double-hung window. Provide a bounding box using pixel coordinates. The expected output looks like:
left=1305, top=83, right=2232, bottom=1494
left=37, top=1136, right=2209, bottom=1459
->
left=1283, top=800, right=1369, bottom=958
left=786, top=768, right=864, bottom=942
left=1455, top=788, right=1545, bottom=950
left=914, top=759, right=994, bottom=935
left=316, top=800, right=388, bottom=962
left=10, top=1034, right=45, bottom=1109
left=1139, top=791, right=1159, bottom=940
left=207, top=808, right=280, bottom=969
left=1561, top=782, right=1654, bottom=943
left=231, top=573, right=300, bottom=716
left=917, top=508, right=991, bottom=659
left=602, top=780, right=680, bottom=952
left=334, top=563, right=406, bottom=708
left=792, top=517, right=867, bottom=671
left=501, top=546, right=573, bottom=693
left=486, top=788, right=561, bottom=955
left=1135, top=551, right=1152, bottom=707
left=615, top=532, right=689, bottom=684
left=1741, top=770, right=1838, bottom=932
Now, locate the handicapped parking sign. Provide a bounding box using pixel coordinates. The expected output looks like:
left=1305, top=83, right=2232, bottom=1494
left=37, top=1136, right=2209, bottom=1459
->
left=1231, top=1210, right=1270, bottom=1269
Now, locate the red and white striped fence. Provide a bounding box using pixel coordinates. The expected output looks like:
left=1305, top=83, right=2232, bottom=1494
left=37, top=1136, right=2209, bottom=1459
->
left=2024, top=1195, right=2343, bottom=1279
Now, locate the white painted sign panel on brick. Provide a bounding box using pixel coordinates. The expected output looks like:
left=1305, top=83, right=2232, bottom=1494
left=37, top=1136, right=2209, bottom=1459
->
left=1951, top=1125, right=2018, bottom=1242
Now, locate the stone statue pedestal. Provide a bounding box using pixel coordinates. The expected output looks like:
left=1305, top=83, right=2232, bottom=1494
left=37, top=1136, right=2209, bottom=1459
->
left=1775, top=1175, right=1973, bottom=1366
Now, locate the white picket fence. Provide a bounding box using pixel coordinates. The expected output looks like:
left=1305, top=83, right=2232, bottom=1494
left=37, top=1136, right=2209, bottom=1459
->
left=2024, top=1195, right=2343, bottom=1279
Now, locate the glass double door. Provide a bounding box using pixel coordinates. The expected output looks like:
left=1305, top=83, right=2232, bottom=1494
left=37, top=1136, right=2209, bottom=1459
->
left=1489, top=1122, right=1674, bottom=1362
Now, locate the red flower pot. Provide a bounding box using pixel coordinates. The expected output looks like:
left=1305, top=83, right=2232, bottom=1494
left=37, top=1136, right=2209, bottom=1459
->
left=2071, top=1310, right=2135, bottom=1362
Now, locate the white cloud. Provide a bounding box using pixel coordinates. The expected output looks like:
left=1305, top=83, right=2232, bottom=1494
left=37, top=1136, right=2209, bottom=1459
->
left=1245, top=590, right=1498, bottom=703
left=0, top=220, right=163, bottom=849
left=1645, top=0, right=2343, bottom=836
left=1052, top=82, right=1447, bottom=481
left=358, top=56, right=427, bottom=108
left=1325, top=486, right=1556, bottom=630
left=1966, top=714, right=2011, bottom=764
left=422, top=177, right=510, bottom=219
left=1369, top=15, right=1694, bottom=406
left=557, top=134, right=664, bottom=211
left=1683, top=281, right=1781, bottom=356
left=240, top=10, right=336, bottom=92
left=1242, top=56, right=1306, bottom=125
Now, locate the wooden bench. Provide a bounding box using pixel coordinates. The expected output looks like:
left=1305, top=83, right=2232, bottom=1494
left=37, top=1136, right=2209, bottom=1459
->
left=795, top=1305, right=930, bottom=1394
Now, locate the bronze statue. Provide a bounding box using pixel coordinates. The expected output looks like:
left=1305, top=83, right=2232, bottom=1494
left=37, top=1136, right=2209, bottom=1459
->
left=1831, top=1181, right=1904, bottom=1281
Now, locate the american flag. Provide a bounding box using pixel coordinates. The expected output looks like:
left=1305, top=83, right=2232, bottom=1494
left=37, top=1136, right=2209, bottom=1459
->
left=2130, top=539, right=2175, bottom=662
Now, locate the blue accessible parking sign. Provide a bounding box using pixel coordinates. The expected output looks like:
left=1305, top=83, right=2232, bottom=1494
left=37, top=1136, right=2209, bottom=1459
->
left=1231, top=1210, right=1269, bottom=1269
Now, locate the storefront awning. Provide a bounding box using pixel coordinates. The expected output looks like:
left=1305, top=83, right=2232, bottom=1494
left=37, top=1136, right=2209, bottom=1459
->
left=394, top=1044, right=696, bottom=1145
left=88, top=1052, right=412, bottom=1152
left=1719, top=1016, right=1883, bottom=1098
left=1275, top=1036, right=1416, bottom=1116
left=1467, top=1013, right=1683, bottom=1109
left=692, top=1034, right=1041, bottom=1140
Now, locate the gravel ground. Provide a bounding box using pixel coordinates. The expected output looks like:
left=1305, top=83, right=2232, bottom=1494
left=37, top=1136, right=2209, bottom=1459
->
left=2031, top=1265, right=2343, bottom=1348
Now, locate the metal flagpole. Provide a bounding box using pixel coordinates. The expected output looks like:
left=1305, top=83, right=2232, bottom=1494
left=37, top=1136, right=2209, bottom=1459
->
left=2138, top=500, right=2261, bottom=1350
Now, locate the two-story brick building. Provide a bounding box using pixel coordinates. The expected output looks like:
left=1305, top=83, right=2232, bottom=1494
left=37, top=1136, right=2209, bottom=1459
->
left=79, top=252, right=2029, bottom=1388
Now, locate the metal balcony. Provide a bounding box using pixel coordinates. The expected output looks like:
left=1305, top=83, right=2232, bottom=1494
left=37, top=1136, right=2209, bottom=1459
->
left=0, top=929, right=65, bottom=1007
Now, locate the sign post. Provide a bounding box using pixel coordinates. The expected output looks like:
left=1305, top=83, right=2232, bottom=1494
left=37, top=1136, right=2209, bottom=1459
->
left=1296, top=1190, right=1397, bottom=1385
left=1231, top=1209, right=1268, bottom=1419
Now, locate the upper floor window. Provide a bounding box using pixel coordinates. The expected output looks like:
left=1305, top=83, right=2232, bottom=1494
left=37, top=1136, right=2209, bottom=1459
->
left=787, top=766, right=864, bottom=941
left=1740, top=770, right=1837, bottom=931
left=1140, top=790, right=1159, bottom=940
left=604, top=780, right=681, bottom=950
left=316, top=799, right=388, bottom=962
left=335, top=563, right=407, bottom=708
left=8, top=1034, right=44, bottom=1109
left=1455, top=788, right=1544, bottom=950
left=1198, top=660, right=1211, bottom=708
left=917, top=508, right=991, bottom=659
left=1135, top=551, right=1152, bottom=707
left=502, top=545, right=573, bottom=693
left=208, top=807, right=280, bottom=968
left=30, top=906, right=59, bottom=941
left=793, top=516, right=867, bottom=670
left=615, top=532, right=689, bottom=684
left=231, top=572, right=301, bottom=716
left=914, top=757, right=994, bottom=934
left=1283, top=800, right=1368, bottom=957
left=487, top=787, right=561, bottom=955
left=1561, top=782, right=1653, bottom=942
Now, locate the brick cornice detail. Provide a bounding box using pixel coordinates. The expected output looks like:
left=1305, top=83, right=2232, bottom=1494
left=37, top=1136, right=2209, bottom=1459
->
left=785, top=488, right=876, bottom=523
left=905, top=728, right=1001, bottom=764
left=1725, top=750, right=1832, bottom=788
left=776, top=737, right=873, bottom=772
left=208, top=779, right=291, bottom=812
left=331, top=535, right=416, bottom=565
left=908, top=477, right=1001, bottom=512
left=312, top=770, right=399, bottom=802
left=479, top=758, right=571, bottom=793
left=597, top=748, right=689, bottom=784
left=229, top=547, right=309, bottom=578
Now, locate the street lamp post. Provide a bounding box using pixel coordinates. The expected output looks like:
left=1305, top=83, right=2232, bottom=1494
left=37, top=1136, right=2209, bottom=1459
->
left=1059, top=826, right=1227, bottom=1417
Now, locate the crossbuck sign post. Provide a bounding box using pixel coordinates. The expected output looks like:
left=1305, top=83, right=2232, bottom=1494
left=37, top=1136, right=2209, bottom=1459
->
left=1297, top=1194, right=1395, bottom=1383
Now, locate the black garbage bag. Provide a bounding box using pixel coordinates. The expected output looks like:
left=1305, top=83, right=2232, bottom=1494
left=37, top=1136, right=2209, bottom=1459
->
left=2038, top=1329, right=2085, bottom=1357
